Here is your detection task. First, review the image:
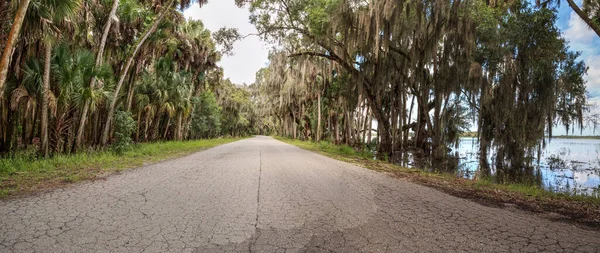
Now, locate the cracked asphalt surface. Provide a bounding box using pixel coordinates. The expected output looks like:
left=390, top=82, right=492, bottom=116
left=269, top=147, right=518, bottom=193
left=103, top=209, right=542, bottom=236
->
left=1, top=136, right=599, bottom=252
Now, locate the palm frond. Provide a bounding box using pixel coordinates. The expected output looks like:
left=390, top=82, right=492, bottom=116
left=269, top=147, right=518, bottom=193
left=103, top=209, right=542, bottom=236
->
left=10, top=86, right=31, bottom=111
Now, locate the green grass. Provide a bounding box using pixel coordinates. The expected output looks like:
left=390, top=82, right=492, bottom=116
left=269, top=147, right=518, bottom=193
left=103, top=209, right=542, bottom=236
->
left=473, top=178, right=600, bottom=204
left=276, top=137, right=373, bottom=160
left=0, top=138, right=245, bottom=198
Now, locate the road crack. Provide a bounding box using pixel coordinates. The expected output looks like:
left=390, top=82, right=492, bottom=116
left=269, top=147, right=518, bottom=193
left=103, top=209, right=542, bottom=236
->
left=249, top=144, right=263, bottom=253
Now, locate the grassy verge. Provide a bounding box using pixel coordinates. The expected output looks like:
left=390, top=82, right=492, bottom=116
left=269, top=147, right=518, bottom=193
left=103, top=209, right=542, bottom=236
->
left=0, top=138, right=245, bottom=199
left=276, top=136, right=600, bottom=226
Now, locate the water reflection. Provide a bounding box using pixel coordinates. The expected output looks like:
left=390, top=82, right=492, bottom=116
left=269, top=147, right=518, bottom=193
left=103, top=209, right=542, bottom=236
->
left=393, top=137, right=600, bottom=196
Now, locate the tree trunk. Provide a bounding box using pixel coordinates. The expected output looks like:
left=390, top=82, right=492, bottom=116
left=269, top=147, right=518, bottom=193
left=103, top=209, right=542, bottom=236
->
left=391, top=101, right=398, bottom=149
left=93, top=109, right=101, bottom=144
left=356, top=102, right=364, bottom=143
left=367, top=111, right=372, bottom=144
left=362, top=105, right=369, bottom=144
left=399, top=90, right=405, bottom=151
left=176, top=113, right=183, bottom=140
left=328, top=110, right=332, bottom=140
left=316, top=91, right=321, bottom=141
left=0, top=99, right=15, bottom=153
left=40, top=41, right=51, bottom=157
left=136, top=110, right=142, bottom=141
left=369, top=103, right=391, bottom=157
left=0, top=0, right=30, bottom=98
left=74, top=102, right=90, bottom=149
left=21, top=111, right=27, bottom=148
left=335, top=114, right=340, bottom=145
left=74, top=0, right=120, bottom=151
left=345, top=110, right=351, bottom=145
left=292, top=112, right=297, bottom=139
left=300, top=103, right=305, bottom=140
left=144, top=116, right=150, bottom=141
left=163, top=117, right=171, bottom=140
left=126, top=56, right=143, bottom=112
left=101, top=0, right=174, bottom=145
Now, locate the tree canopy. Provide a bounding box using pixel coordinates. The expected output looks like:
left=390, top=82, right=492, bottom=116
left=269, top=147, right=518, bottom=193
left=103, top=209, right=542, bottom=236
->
left=0, top=0, right=255, bottom=156
left=247, top=0, right=591, bottom=182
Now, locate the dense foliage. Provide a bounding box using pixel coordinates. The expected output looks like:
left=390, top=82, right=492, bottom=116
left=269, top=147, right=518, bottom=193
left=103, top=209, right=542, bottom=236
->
left=246, top=0, right=593, bottom=182
left=0, top=0, right=255, bottom=157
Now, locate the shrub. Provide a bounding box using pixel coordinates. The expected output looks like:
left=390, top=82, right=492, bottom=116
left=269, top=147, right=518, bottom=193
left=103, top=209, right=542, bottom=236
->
left=112, top=111, right=136, bottom=154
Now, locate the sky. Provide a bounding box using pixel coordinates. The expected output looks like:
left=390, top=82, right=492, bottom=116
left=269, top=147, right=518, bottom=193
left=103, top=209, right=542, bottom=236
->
left=184, top=1, right=271, bottom=85
left=184, top=1, right=600, bottom=135
left=555, top=1, right=600, bottom=135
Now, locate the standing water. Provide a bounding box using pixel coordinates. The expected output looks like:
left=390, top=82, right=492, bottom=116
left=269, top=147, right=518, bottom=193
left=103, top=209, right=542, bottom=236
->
left=452, top=137, right=600, bottom=196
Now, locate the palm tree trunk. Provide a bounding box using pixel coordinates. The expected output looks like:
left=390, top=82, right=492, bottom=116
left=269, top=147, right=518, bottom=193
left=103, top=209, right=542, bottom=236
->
left=96, top=0, right=119, bottom=67
left=176, top=113, right=183, bottom=140
left=40, top=41, right=51, bottom=157
left=125, top=74, right=136, bottom=112
left=163, top=117, right=171, bottom=139
left=0, top=0, right=30, bottom=98
left=184, top=117, right=192, bottom=140
left=101, top=0, right=174, bottom=145
left=74, top=101, right=90, bottom=149
left=21, top=111, right=27, bottom=148
left=144, top=116, right=150, bottom=141
left=74, top=0, right=120, bottom=151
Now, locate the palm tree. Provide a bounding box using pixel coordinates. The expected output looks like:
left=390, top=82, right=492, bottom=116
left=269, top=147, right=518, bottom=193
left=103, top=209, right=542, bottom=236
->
left=0, top=0, right=31, bottom=99
left=171, top=72, right=193, bottom=140
left=10, top=58, right=43, bottom=148
left=74, top=0, right=120, bottom=152
left=101, top=0, right=209, bottom=145
left=51, top=44, right=112, bottom=152
left=0, top=0, right=245, bottom=155
left=32, top=0, right=82, bottom=156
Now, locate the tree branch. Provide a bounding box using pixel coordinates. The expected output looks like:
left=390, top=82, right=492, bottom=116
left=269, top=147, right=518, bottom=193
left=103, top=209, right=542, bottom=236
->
left=389, top=45, right=412, bottom=62
left=565, top=0, right=600, bottom=37
left=288, top=52, right=339, bottom=61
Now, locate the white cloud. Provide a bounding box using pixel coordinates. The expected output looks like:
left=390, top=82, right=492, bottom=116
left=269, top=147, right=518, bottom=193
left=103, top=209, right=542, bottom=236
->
left=184, top=2, right=270, bottom=84
left=585, top=55, right=600, bottom=90
left=564, top=10, right=597, bottom=44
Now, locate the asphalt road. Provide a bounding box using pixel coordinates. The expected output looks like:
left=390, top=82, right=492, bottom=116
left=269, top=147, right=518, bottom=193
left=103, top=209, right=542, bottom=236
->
left=1, top=136, right=599, bottom=252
